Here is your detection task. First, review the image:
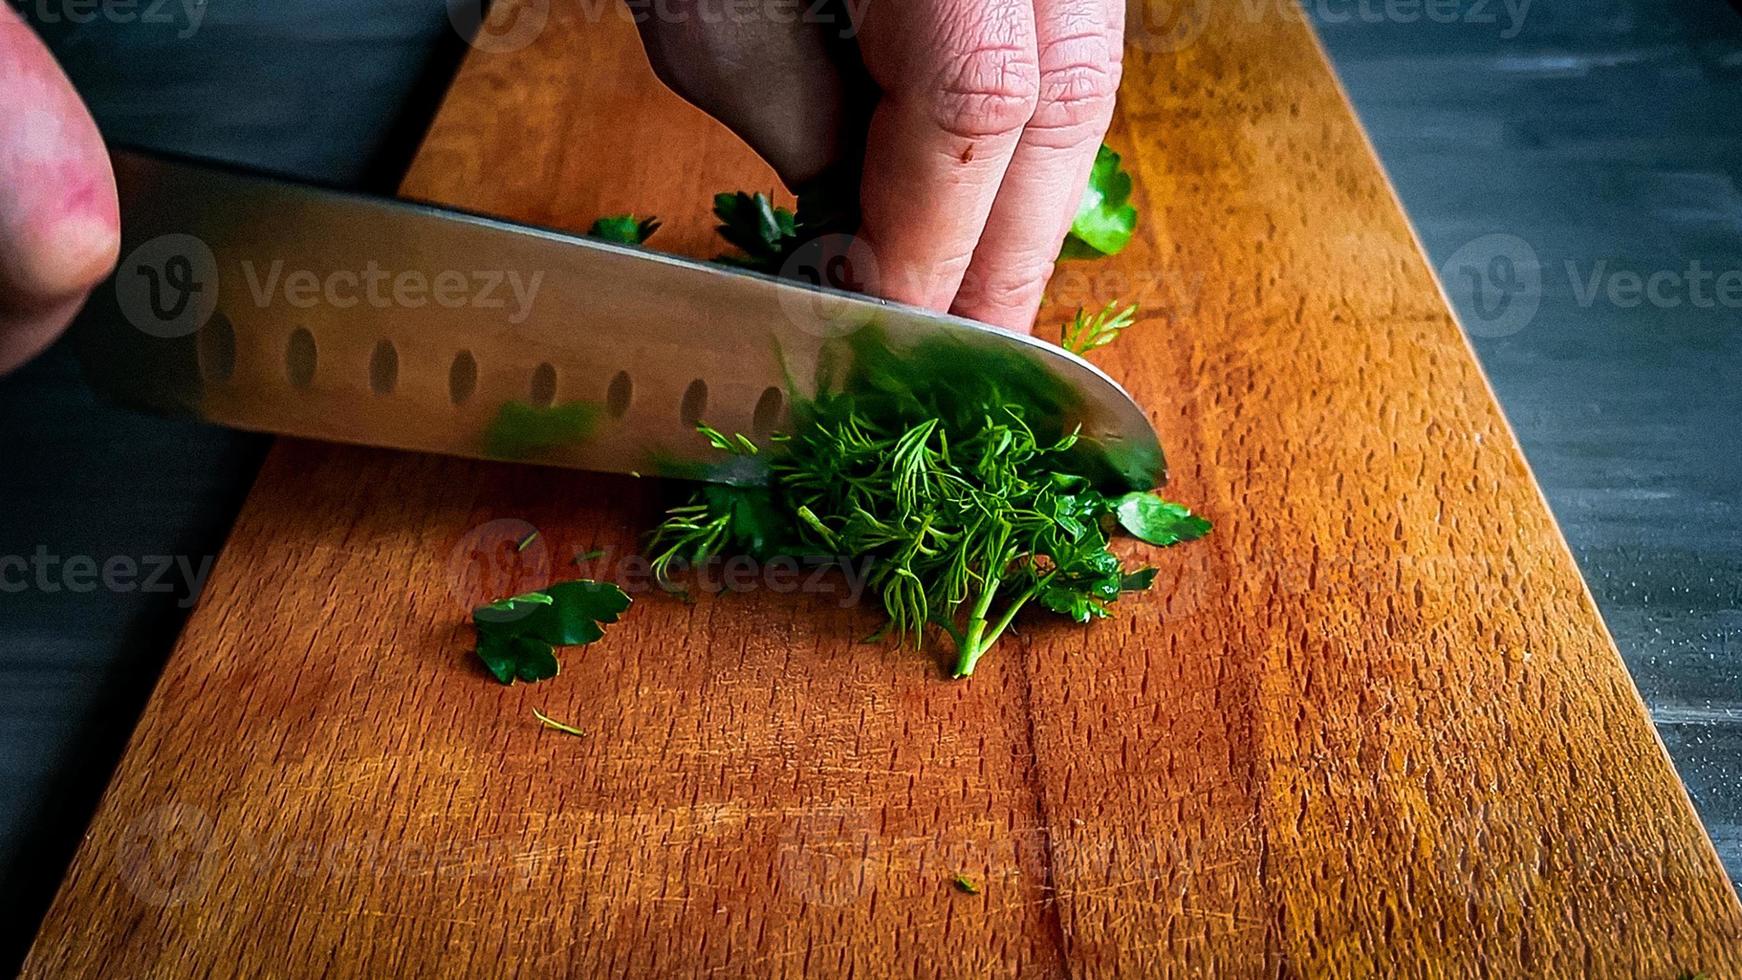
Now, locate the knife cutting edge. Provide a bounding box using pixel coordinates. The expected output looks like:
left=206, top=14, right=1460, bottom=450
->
left=74, top=150, right=1165, bottom=489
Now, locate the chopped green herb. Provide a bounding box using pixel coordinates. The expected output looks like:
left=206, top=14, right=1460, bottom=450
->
left=649, top=330, right=1208, bottom=678
left=484, top=401, right=600, bottom=459
left=573, top=548, right=606, bottom=564
left=473, top=580, right=632, bottom=684
left=951, top=873, right=980, bottom=895
left=709, top=184, right=858, bottom=277
left=712, top=191, right=801, bottom=272
left=516, top=530, right=540, bottom=552
left=1114, top=492, right=1213, bottom=547
left=532, top=707, right=587, bottom=737
left=649, top=483, right=793, bottom=584
left=588, top=214, right=660, bottom=245
left=696, top=423, right=759, bottom=457
left=1061, top=300, right=1139, bottom=356
left=531, top=148, right=1201, bottom=685
left=1061, top=144, right=1138, bottom=259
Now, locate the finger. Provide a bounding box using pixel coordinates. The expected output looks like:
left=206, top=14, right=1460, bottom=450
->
left=951, top=0, right=1120, bottom=331
left=0, top=5, right=118, bottom=373
left=853, top=0, right=1041, bottom=310
left=629, top=1, right=849, bottom=187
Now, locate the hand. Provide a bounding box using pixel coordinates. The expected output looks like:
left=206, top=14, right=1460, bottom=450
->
left=632, top=0, right=1122, bottom=333
left=0, top=5, right=119, bottom=374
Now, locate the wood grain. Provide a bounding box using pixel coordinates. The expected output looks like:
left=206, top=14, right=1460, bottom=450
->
left=25, top=1, right=1742, bottom=975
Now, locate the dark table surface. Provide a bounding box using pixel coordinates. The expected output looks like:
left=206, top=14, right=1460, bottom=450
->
left=1, top=0, right=1737, bottom=969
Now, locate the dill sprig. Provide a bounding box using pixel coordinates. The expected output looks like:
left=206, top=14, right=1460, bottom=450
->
left=773, top=396, right=1138, bottom=677
left=1060, top=300, right=1139, bottom=356
left=646, top=332, right=1210, bottom=677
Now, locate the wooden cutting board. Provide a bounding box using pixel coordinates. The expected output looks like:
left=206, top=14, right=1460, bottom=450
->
left=26, top=2, right=1742, bottom=975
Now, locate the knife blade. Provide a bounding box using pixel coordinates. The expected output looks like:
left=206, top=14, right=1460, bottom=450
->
left=75, top=150, right=1164, bottom=488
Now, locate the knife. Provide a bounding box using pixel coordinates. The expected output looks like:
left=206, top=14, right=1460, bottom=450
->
left=74, top=151, right=1164, bottom=489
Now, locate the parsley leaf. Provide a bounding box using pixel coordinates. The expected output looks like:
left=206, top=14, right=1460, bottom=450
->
left=477, top=631, right=561, bottom=684
left=710, top=183, right=859, bottom=278
left=588, top=214, right=660, bottom=245
left=713, top=191, right=800, bottom=272
left=951, top=873, right=980, bottom=895
left=1061, top=144, right=1137, bottom=259
left=1115, top=493, right=1213, bottom=547
left=472, top=581, right=631, bottom=684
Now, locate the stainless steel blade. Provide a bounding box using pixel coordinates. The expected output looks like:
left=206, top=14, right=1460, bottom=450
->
left=76, top=151, right=1164, bottom=488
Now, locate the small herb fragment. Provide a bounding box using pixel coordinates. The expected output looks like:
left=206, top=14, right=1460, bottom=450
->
left=712, top=191, right=802, bottom=272
left=484, top=401, right=600, bottom=459
left=696, top=423, right=759, bottom=457
left=532, top=707, right=587, bottom=737
left=573, top=548, right=606, bottom=564
left=516, top=530, right=540, bottom=552
left=1114, top=493, right=1212, bottom=547
left=1061, top=300, right=1139, bottom=356
left=473, top=580, right=631, bottom=684
left=588, top=214, right=661, bottom=245
left=1061, top=144, right=1138, bottom=259
left=649, top=483, right=793, bottom=584
left=951, top=873, right=980, bottom=895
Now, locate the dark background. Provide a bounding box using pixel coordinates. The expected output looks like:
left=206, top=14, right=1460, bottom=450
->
left=2, top=0, right=1738, bottom=969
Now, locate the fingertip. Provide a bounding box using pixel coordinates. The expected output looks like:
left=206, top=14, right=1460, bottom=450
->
left=0, top=214, right=116, bottom=375
left=3, top=212, right=119, bottom=305
left=2, top=5, right=122, bottom=305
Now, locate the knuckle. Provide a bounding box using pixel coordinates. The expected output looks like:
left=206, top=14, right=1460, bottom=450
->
left=1029, top=35, right=1120, bottom=136
left=927, top=43, right=1042, bottom=140
left=960, top=257, right=1057, bottom=312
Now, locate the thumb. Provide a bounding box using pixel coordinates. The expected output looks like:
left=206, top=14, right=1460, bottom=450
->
left=0, top=5, right=119, bottom=374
